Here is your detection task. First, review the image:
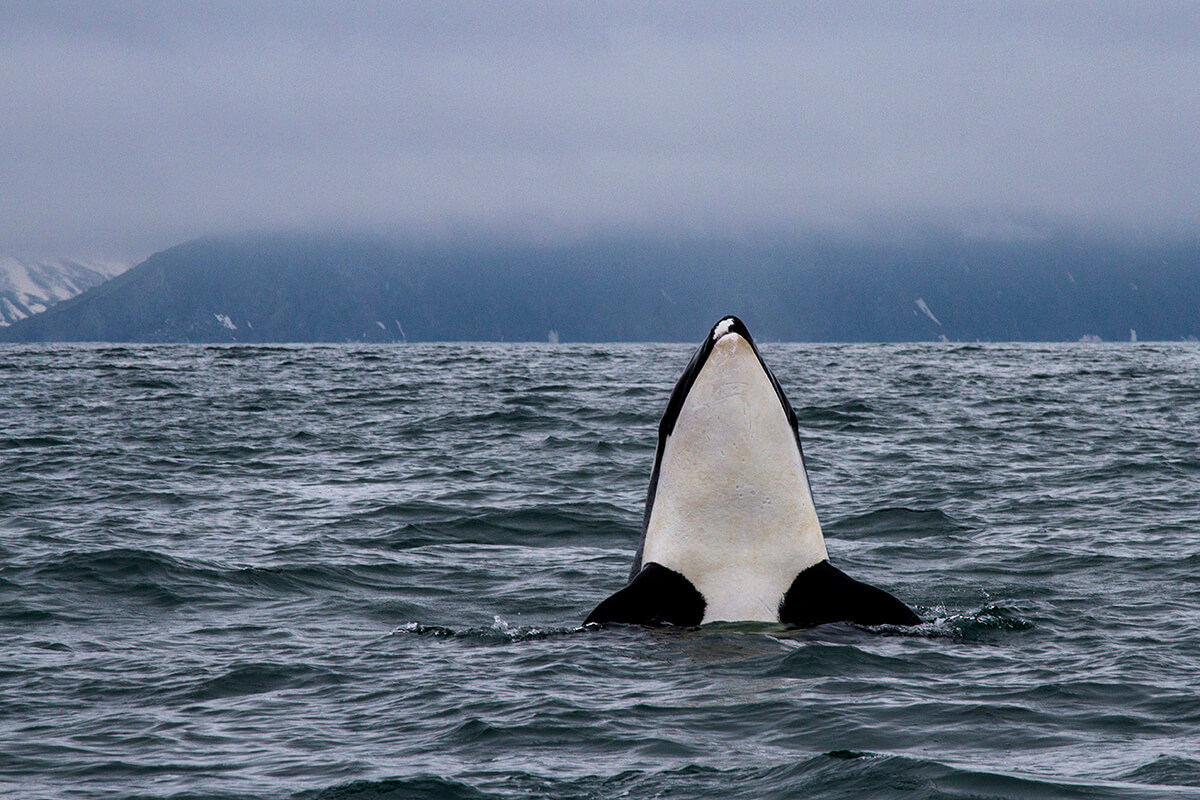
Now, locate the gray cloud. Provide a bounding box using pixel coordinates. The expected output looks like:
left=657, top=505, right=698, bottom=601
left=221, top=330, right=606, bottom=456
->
left=3, top=1, right=1199, bottom=259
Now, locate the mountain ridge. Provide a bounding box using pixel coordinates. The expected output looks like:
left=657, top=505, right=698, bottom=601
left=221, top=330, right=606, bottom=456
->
left=2, top=232, right=1197, bottom=343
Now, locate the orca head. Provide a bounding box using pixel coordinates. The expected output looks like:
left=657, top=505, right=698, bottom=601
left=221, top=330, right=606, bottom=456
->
left=658, top=316, right=798, bottom=441
left=635, top=315, right=829, bottom=623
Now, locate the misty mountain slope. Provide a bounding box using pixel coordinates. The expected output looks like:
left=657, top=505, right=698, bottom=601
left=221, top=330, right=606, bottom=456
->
left=0, top=258, right=128, bottom=326
left=1, top=233, right=1197, bottom=343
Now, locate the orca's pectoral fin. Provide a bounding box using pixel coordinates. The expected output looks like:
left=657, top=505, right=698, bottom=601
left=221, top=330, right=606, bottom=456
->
left=584, top=562, right=705, bottom=627
left=779, top=560, right=921, bottom=628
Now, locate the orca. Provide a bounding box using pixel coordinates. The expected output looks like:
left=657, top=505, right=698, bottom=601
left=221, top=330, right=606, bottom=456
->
left=586, top=316, right=920, bottom=628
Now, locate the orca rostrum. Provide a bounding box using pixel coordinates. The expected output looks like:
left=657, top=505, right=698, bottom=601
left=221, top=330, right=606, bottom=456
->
left=586, top=316, right=921, bottom=628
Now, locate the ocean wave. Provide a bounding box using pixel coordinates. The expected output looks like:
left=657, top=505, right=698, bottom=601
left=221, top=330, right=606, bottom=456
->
left=298, top=776, right=496, bottom=800
left=20, top=548, right=432, bottom=606
left=387, top=616, right=580, bottom=644
left=1123, top=755, right=1200, bottom=788
left=0, top=434, right=72, bottom=449
left=825, top=507, right=971, bottom=539
left=348, top=501, right=638, bottom=548
left=794, top=399, right=881, bottom=430
left=293, top=751, right=1200, bottom=800
left=181, top=662, right=343, bottom=703
left=920, top=601, right=1036, bottom=641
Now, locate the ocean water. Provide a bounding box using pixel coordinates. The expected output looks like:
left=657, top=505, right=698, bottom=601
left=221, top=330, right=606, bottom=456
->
left=3, top=341, right=1200, bottom=800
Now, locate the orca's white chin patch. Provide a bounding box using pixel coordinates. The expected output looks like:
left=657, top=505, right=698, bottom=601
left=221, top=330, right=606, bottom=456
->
left=641, top=331, right=827, bottom=624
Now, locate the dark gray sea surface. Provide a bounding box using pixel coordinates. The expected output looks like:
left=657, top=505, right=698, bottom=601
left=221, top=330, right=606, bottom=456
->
left=3, top=341, right=1200, bottom=800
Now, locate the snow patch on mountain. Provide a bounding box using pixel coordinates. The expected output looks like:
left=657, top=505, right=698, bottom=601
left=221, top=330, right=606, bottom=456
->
left=914, top=297, right=943, bottom=327
left=0, top=257, right=128, bottom=326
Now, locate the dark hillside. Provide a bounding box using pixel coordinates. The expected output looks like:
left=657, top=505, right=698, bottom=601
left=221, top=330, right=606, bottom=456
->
left=3, top=233, right=1198, bottom=342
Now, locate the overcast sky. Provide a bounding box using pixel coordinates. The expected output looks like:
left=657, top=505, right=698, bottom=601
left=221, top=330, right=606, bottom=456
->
left=3, top=1, right=1199, bottom=261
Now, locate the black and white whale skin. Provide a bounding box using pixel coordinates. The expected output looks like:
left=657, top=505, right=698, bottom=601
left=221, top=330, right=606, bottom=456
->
left=586, top=316, right=920, bottom=628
